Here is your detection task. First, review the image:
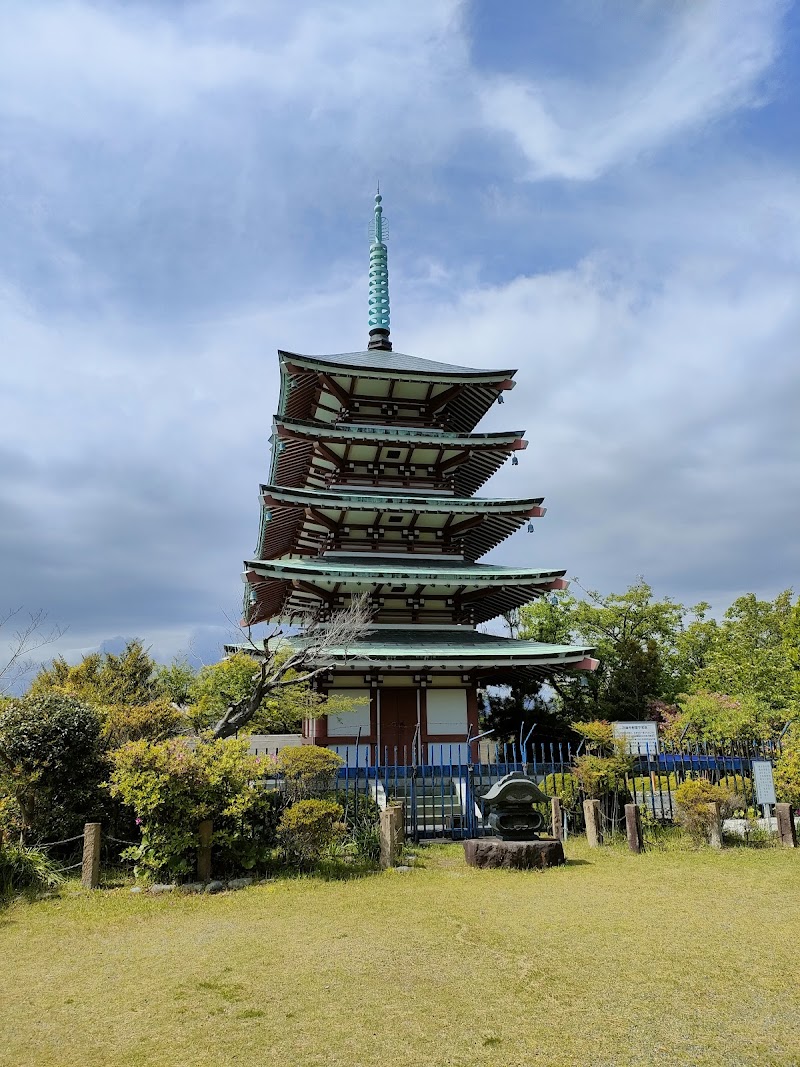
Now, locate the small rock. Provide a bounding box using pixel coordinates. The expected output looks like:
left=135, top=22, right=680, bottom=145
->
left=178, top=882, right=205, bottom=894
left=204, top=880, right=225, bottom=894
left=394, top=865, right=413, bottom=873
left=227, top=877, right=253, bottom=891
left=149, top=883, right=176, bottom=894
left=129, top=886, right=143, bottom=894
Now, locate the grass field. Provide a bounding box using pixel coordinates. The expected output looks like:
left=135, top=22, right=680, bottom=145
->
left=2, top=839, right=799, bottom=1067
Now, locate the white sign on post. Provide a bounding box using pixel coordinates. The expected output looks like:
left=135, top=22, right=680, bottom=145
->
left=612, top=721, right=659, bottom=755
left=751, top=760, right=777, bottom=806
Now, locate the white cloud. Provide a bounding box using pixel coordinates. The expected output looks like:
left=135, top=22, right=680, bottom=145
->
left=479, top=0, right=787, bottom=180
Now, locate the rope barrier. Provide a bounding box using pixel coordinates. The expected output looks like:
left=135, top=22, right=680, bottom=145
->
left=60, top=862, right=83, bottom=871
left=37, top=834, right=85, bottom=848
left=106, top=836, right=139, bottom=846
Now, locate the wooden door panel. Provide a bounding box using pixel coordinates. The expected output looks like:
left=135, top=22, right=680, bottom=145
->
left=380, top=688, right=418, bottom=759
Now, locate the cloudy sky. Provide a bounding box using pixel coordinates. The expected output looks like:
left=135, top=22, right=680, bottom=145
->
left=1, top=0, right=798, bottom=672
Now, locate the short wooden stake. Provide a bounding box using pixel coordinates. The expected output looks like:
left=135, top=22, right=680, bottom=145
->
left=776, top=803, right=797, bottom=848
left=81, top=822, right=101, bottom=889
left=551, top=797, right=563, bottom=841
left=197, top=820, right=213, bottom=881
left=625, top=803, right=643, bottom=853
left=583, top=799, right=603, bottom=848
left=706, top=802, right=723, bottom=848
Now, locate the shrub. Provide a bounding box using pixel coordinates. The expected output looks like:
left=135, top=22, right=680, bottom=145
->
left=775, top=727, right=800, bottom=807
left=572, top=720, right=616, bottom=751
left=99, top=698, right=185, bottom=748
left=277, top=798, right=344, bottom=868
left=542, top=772, right=581, bottom=813
left=334, top=791, right=382, bottom=863
left=0, top=843, right=64, bottom=902
left=572, top=752, right=632, bottom=799
left=109, top=737, right=280, bottom=880
left=0, top=692, right=107, bottom=842
left=277, top=746, right=344, bottom=802
left=673, top=777, right=731, bottom=845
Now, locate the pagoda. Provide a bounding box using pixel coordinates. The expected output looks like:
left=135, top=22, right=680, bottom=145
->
left=241, top=192, right=597, bottom=764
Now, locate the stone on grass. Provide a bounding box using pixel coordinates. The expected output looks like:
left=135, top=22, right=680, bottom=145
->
left=149, top=883, right=176, bottom=894
left=463, top=837, right=565, bottom=870
left=227, top=877, right=253, bottom=890
left=129, top=886, right=143, bottom=894
left=204, top=880, right=226, bottom=894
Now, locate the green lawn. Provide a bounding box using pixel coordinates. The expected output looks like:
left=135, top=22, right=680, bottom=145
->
left=2, top=840, right=799, bottom=1067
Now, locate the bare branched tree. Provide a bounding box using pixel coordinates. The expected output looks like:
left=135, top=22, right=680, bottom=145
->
left=0, top=608, right=67, bottom=697
left=211, top=593, right=373, bottom=740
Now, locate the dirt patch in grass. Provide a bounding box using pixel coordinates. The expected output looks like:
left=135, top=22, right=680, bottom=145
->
left=2, top=840, right=799, bottom=1066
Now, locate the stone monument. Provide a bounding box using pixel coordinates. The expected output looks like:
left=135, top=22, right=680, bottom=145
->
left=463, top=771, right=565, bottom=869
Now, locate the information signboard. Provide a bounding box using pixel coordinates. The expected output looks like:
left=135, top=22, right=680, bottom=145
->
left=612, top=721, right=659, bottom=755
left=751, top=760, right=777, bottom=806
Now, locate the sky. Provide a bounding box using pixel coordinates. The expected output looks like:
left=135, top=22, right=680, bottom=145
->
left=1, top=0, right=799, bottom=675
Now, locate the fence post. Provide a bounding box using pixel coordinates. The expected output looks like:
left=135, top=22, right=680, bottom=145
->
left=550, top=797, right=563, bottom=841
left=706, top=802, right=723, bottom=848
left=81, top=822, right=101, bottom=889
left=198, top=820, right=213, bottom=880
left=380, top=802, right=404, bottom=869
left=775, top=804, right=798, bottom=848
left=583, top=799, right=603, bottom=848
left=624, top=803, right=644, bottom=854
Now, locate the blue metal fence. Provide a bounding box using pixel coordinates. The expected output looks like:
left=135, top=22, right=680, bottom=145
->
left=329, top=738, right=783, bottom=841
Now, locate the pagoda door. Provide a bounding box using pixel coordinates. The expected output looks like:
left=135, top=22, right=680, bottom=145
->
left=379, top=689, right=418, bottom=763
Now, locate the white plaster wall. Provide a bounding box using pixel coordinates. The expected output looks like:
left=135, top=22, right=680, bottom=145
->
left=326, top=689, right=371, bottom=736
left=425, top=689, right=468, bottom=734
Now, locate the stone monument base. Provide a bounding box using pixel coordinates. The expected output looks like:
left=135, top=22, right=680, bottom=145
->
left=463, top=837, right=565, bottom=870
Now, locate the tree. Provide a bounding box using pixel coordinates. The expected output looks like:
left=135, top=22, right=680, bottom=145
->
left=188, top=652, right=359, bottom=734
left=518, top=580, right=701, bottom=723
left=153, top=659, right=197, bottom=705
left=0, top=608, right=66, bottom=697
left=0, top=692, right=107, bottom=842
left=481, top=599, right=577, bottom=743
left=691, top=591, right=798, bottom=720
left=29, top=639, right=158, bottom=706
left=211, top=595, right=373, bottom=740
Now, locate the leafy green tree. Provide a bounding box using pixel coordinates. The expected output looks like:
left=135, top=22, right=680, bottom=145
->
left=519, top=580, right=698, bottom=723
left=153, top=659, right=196, bottom=705
left=0, top=692, right=107, bottom=841
left=29, top=639, right=157, bottom=706
left=691, top=591, right=798, bottom=719
left=189, top=652, right=364, bottom=735
left=665, top=690, right=783, bottom=747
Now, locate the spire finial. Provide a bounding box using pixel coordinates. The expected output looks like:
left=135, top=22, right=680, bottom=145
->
left=368, top=185, right=391, bottom=351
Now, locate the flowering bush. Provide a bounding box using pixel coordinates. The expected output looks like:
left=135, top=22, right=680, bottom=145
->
left=109, top=737, right=281, bottom=880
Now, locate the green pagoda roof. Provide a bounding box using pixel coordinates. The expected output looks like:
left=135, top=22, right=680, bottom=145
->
left=243, top=554, right=567, bottom=626
left=257, top=484, right=545, bottom=561
left=287, top=626, right=597, bottom=683
left=269, top=418, right=526, bottom=496
left=279, top=349, right=516, bottom=380
left=277, top=350, right=516, bottom=434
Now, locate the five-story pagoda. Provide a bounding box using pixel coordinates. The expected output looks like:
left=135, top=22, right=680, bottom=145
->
left=242, top=193, right=597, bottom=764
